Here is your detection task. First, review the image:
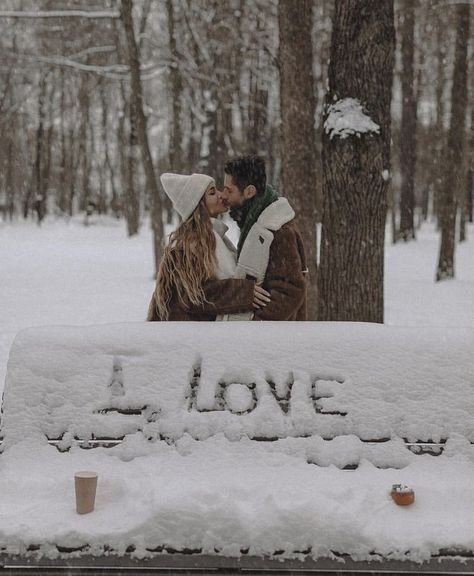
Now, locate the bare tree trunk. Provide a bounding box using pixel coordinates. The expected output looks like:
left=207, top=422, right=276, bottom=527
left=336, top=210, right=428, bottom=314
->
left=215, top=3, right=237, bottom=180
left=42, top=81, right=55, bottom=209
left=187, top=105, right=202, bottom=172
left=58, top=68, right=68, bottom=214
left=115, top=11, right=141, bottom=235
left=248, top=15, right=269, bottom=159
left=398, top=0, right=417, bottom=241
left=467, top=108, right=473, bottom=224
left=278, top=0, right=318, bottom=320
left=99, top=79, right=118, bottom=215
left=66, top=125, right=77, bottom=216
left=121, top=0, right=164, bottom=273
left=436, top=4, right=469, bottom=281
left=433, top=9, right=446, bottom=227
left=203, top=86, right=219, bottom=176
left=235, top=0, right=247, bottom=151
left=164, top=0, right=182, bottom=222
left=459, top=105, right=472, bottom=241
left=32, top=75, right=47, bottom=223
left=42, top=123, right=53, bottom=215
left=389, top=181, right=397, bottom=244
left=117, top=78, right=129, bottom=213
left=166, top=0, right=183, bottom=172
left=414, top=7, right=431, bottom=225
left=96, top=84, right=107, bottom=215
left=77, top=74, right=91, bottom=213
left=126, top=99, right=141, bottom=236
left=318, top=0, right=395, bottom=323
left=6, top=132, right=14, bottom=220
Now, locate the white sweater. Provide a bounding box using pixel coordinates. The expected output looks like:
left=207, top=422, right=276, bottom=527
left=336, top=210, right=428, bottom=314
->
left=211, top=219, right=237, bottom=279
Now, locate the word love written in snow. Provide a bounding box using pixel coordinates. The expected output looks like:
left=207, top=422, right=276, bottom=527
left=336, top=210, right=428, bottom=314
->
left=183, top=365, right=347, bottom=417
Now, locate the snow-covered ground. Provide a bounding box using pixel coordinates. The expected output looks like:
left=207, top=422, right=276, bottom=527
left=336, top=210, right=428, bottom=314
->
left=0, top=217, right=156, bottom=391
left=1, top=322, right=474, bottom=560
left=1, top=217, right=473, bottom=392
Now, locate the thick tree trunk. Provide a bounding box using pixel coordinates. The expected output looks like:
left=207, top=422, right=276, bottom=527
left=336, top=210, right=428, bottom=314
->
left=318, top=0, right=395, bottom=323
left=398, top=0, right=417, bottom=241
left=436, top=4, right=469, bottom=281
left=278, top=0, right=318, bottom=320
left=121, top=0, right=164, bottom=273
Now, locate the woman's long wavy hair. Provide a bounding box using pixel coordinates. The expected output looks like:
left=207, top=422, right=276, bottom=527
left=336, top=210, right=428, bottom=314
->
left=154, top=200, right=217, bottom=320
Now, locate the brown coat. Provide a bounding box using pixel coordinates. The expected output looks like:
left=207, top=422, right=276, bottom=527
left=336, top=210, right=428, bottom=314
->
left=253, top=219, right=308, bottom=321
left=147, top=277, right=255, bottom=321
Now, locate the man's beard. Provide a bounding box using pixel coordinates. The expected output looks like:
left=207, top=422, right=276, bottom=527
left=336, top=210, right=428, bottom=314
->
left=229, top=196, right=254, bottom=228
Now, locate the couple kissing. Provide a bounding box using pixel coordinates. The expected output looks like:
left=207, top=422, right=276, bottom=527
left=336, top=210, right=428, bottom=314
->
left=147, top=155, right=308, bottom=322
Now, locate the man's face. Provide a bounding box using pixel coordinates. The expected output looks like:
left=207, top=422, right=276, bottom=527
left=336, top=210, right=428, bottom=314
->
left=221, top=174, right=256, bottom=209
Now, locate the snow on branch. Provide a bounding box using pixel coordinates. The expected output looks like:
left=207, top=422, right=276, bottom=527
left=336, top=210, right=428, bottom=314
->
left=34, top=55, right=129, bottom=76
left=0, top=10, right=120, bottom=19
left=324, top=98, right=380, bottom=140
left=4, top=50, right=164, bottom=82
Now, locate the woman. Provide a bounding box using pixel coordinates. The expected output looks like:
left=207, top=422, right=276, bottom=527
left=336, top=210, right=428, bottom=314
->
left=147, top=172, right=270, bottom=321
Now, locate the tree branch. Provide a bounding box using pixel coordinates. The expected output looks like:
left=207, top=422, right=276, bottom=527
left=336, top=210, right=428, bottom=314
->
left=0, top=10, right=120, bottom=19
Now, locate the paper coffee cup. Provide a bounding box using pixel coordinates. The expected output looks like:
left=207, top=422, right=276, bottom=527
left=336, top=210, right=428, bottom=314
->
left=75, top=471, right=98, bottom=514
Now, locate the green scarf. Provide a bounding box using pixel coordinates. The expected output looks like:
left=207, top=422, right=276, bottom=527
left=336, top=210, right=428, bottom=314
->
left=230, top=185, right=279, bottom=257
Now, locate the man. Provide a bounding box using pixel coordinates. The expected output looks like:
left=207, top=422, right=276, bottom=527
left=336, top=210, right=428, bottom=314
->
left=221, top=155, right=307, bottom=321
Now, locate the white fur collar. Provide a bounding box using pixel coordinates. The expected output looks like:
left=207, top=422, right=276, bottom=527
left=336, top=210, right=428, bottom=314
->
left=256, top=197, right=295, bottom=231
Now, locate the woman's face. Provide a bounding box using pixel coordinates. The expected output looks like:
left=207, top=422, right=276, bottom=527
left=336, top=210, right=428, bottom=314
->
left=204, top=182, right=227, bottom=217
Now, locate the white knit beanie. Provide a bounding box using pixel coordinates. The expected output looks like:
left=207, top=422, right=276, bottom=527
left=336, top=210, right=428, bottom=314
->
left=160, top=173, right=214, bottom=221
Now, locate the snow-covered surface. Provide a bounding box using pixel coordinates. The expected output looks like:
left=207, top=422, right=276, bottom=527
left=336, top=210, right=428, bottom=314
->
left=1, top=438, right=474, bottom=562
left=1, top=322, right=474, bottom=560
left=324, top=97, right=380, bottom=140
left=3, top=323, right=474, bottom=447
left=1, top=217, right=474, bottom=562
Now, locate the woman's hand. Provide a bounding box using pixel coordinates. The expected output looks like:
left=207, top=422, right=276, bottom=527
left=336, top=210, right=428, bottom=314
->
left=253, top=284, right=271, bottom=309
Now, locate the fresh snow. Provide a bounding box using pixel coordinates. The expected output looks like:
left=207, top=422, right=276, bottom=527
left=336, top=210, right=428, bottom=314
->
left=324, top=97, right=380, bottom=140
left=3, top=323, right=474, bottom=447
left=1, top=217, right=474, bottom=562
left=1, top=322, right=474, bottom=560
left=1, top=439, right=473, bottom=562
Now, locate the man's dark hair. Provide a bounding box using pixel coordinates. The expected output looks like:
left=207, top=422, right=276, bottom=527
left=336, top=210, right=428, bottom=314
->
left=224, top=155, right=266, bottom=196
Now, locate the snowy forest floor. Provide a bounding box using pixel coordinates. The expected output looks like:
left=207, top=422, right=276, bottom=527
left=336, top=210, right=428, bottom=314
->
left=1, top=216, right=473, bottom=393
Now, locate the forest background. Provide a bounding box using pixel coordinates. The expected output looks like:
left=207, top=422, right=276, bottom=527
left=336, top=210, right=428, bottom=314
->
left=0, top=0, right=472, bottom=322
